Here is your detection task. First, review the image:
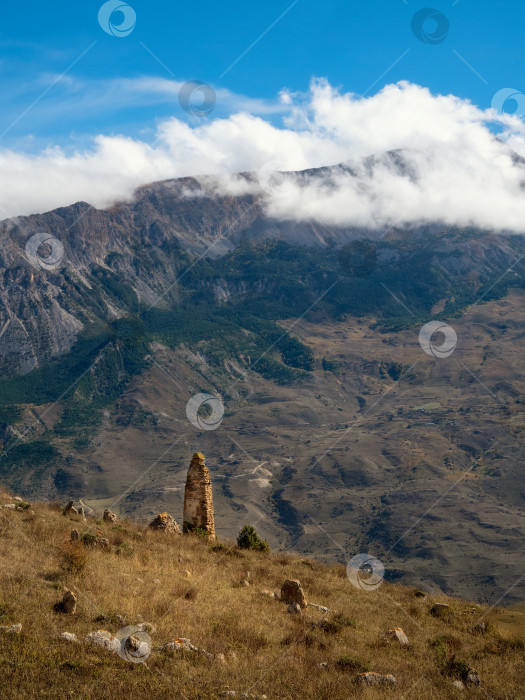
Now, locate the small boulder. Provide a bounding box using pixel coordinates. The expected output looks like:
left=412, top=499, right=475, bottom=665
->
left=3, top=504, right=15, bottom=510
left=161, top=637, right=197, bottom=653
left=84, top=630, right=118, bottom=652
left=54, top=589, right=77, bottom=614
left=388, top=627, right=409, bottom=646
left=308, top=603, right=332, bottom=613
left=288, top=602, right=302, bottom=615
left=0, top=624, right=21, bottom=634
left=430, top=603, right=451, bottom=619
left=149, top=512, right=181, bottom=534
left=466, top=669, right=480, bottom=686
left=13, top=497, right=23, bottom=502
left=260, top=590, right=277, bottom=599
left=452, top=680, right=465, bottom=690
left=62, top=501, right=76, bottom=516
left=240, top=579, right=250, bottom=588
left=103, top=509, right=118, bottom=524
left=280, top=579, right=307, bottom=609
left=356, top=672, right=397, bottom=686
left=59, top=632, right=79, bottom=643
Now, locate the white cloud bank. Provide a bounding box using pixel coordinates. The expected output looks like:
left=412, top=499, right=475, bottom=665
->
left=2, top=79, right=525, bottom=231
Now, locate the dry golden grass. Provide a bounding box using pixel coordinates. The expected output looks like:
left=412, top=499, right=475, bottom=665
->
left=0, top=490, right=523, bottom=699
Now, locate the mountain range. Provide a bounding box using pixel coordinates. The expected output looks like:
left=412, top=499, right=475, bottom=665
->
left=1, top=154, right=525, bottom=606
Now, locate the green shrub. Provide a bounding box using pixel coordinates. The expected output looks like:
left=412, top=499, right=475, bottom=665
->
left=237, top=525, right=270, bottom=552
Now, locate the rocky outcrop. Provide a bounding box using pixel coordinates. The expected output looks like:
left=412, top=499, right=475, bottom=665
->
left=183, top=453, right=215, bottom=539
left=356, top=672, right=397, bottom=686
left=149, top=512, right=181, bottom=534
left=280, top=580, right=307, bottom=609
left=103, top=509, right=118, bottom=523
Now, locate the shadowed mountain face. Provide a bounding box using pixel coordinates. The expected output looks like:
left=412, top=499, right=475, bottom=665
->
left=0, top=161, right=525, bottom=605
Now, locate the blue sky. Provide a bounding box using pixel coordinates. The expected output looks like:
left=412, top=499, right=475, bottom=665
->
left=0, top=0, right=523, bottom=151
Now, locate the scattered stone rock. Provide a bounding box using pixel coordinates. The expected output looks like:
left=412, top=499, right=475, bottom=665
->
left=62, top=501, right=77, bottom=516
left=452, top=680, right=465, bottom=690
left=355, top=672, right=397, bottom=686
left=260, top=590, right=278, bottom=599
left=136, top=622, right=156, bottom=635
left=240, top=579, right=250, bottom=587
left=148, top=512, right=182, bottom=534
left=466, top=669, right=480, bottom=686
left=288, top=602, right=302, bottom=615
left=54, top=589, right=77, bottom=614
left=3, top=504, right=15, bottom=510
left=308, top=603, right=333, bottom=613
left=161, top=637, right=197, bottom=653
left=280, top=579, right=307, bottom=609
left=81, top=533, right=110, bottom=548
left=70, top=529, right=79, bottom=543
left=183, top=452, right=216, bottom=539
left=0, top=624, right=21, bottom=634
left=13, top=497, right=23, bottom=502
left=388, top=627, right=409, bottom=646
left=84, top=630, right=118, bottom=652
left=430, top=603, right=451, bottom=618
left=318, top=662, right=328, bottom=669
left=215, top=653, right=227, bottom=664
left=152, top=579, right=161, bottom=584
left=180, top=569, right=191, bottom=578
left=59, top=632, right=79, bottom=643
left=79, top=506, right=86, bottom=521
left=103, top=509, right=118, bottom=523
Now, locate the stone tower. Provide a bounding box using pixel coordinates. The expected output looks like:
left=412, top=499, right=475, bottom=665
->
left=183, top=452, right=215, bottom=539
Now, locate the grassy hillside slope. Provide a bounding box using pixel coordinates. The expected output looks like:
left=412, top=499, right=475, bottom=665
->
left=0, top=490, right=523, bottom=699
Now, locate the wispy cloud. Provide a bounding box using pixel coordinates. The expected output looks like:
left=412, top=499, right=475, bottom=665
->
left=1, top=78, right=525, bottom=230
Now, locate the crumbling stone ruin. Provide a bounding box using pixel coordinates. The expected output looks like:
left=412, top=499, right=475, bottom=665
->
left=183, top=452, right=215, bottom=539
